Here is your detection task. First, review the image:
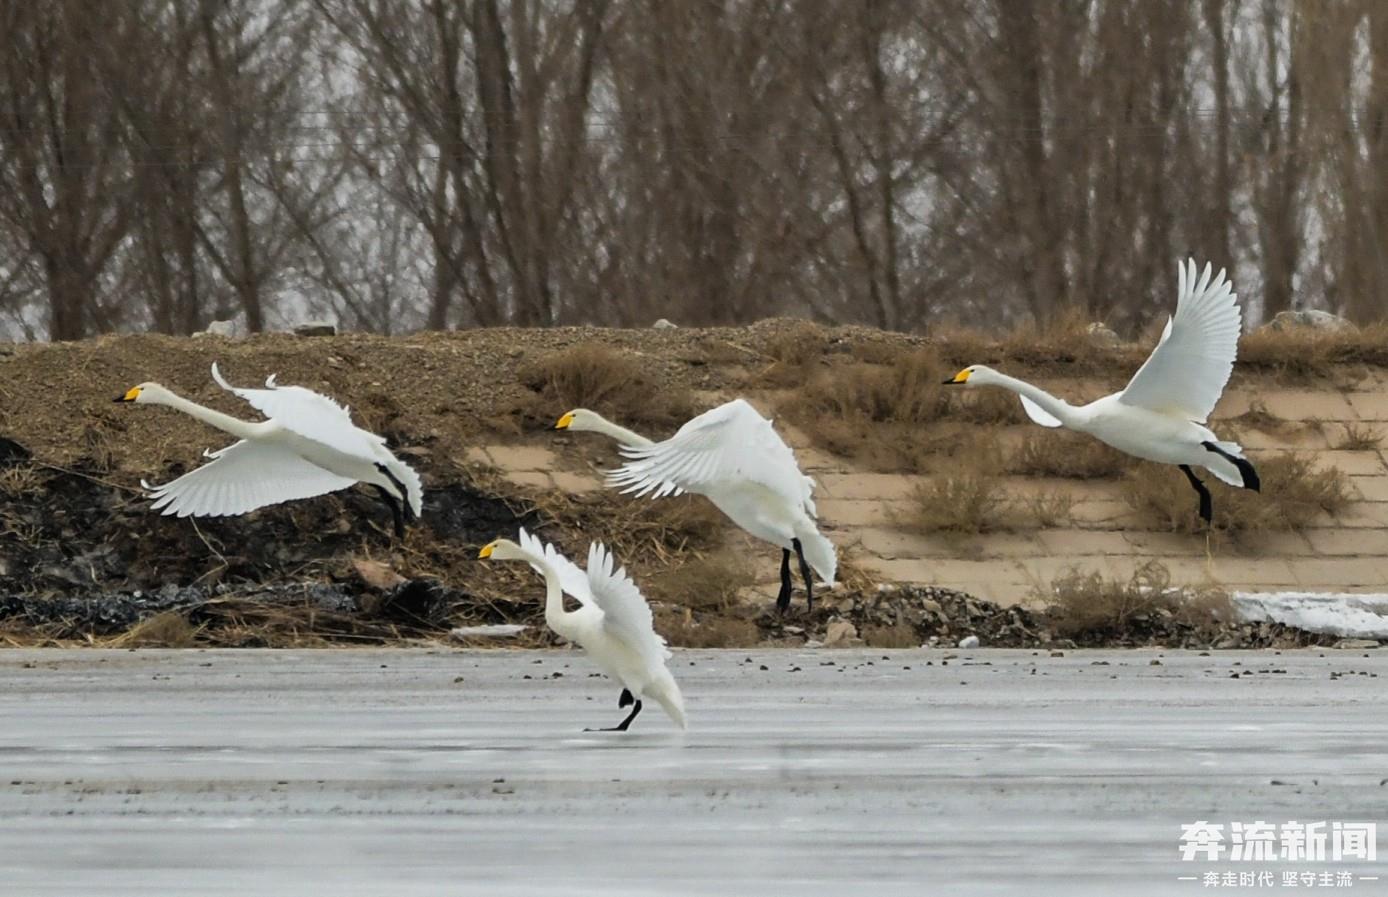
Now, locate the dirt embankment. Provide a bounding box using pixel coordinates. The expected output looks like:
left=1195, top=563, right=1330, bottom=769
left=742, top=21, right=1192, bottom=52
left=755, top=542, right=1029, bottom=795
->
left=0, top=320, right=1382, bottom=648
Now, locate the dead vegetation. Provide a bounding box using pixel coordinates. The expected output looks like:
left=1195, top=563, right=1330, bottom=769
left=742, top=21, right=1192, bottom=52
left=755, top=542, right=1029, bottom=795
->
left=1008, top=431, right=1128, bottom=479
left=1037, top=560, right=1233, bottom=640
left=517, top=342, right=695, bottom=432
left=1336, top=423, right=1383, bottom=451
left=1237, top=324, right=1388, bottom=381
left=1123, top=454, right=1352, bottom=534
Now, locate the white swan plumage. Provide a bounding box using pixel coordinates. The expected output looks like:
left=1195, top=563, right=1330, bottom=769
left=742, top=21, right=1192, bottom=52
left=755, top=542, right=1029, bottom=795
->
left=569, top=399, right=836, bottom=612
left=479, top=528, right=687, bottom=731
left=117, top=363, right=423, bottom=536
left=945, top=258, right=1260, bottom=524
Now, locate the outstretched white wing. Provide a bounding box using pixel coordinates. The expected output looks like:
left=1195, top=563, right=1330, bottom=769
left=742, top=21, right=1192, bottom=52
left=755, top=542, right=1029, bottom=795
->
left=211, top=363, right=385, bottom=463
left=606, top=399, right=813, bottom=514
left=585, top=541, right=670, bottom=668
left=517, top=528, right=595, bottom=608
left=1119, top=259, right=1241, bottom=422
left=144, top=440, right=357, bottom=518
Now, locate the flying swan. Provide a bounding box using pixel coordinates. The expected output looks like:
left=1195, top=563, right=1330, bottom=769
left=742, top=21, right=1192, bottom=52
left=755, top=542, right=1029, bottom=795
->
left=116, top=363, right=423, bottom=537
left=566, top=399, right=836, bottom=613
left=478, top=529, right=687, bottom=732
left=944, top=258, right=1259, bottom=526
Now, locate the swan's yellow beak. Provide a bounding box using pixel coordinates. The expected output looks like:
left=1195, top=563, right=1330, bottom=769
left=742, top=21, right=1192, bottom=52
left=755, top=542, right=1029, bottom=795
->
left=555, top=411, right=575, bottom=429
left=115, top=386, right=141, bottom=403
left=478, top=541, right=498, bottom=559
left=943, top=369, right=971, bottom=385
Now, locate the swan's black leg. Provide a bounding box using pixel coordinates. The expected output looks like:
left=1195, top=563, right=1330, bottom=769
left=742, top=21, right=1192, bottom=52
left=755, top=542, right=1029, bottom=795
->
left=792, top=537, right=815, bottom=612
left=586, top=699, right=642, bottom=732
left=1201, top=441, right=1262, bottom=492
left=1179, top=464, right=1213, bottom=525
left=375, top=462, right=416, bottom=523
left=372, top=485, right=406, bottom=538
left=775, top=548, right=793, bottom=613
left=618, top=688, right=634, bottom=708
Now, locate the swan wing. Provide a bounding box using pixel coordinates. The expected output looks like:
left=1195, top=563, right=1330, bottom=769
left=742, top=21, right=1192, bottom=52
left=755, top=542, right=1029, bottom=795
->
left=211, top=363, right=386, bottom=462
left=516, top=528, right=596, bottom=608
left=585, top=541, right=670, bottom=666
left=1019, top=395, right=1064, bottom=427
left=1118, top=259, right=1241, bottom=422
left=144, top=440, right=358, bottom=518
left=606, top=399, right=811, bottom=512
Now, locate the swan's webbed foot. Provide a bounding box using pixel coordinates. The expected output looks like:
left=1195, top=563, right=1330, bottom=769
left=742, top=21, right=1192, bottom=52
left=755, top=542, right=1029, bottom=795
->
left=775, top=548, right=793, bottom=614
left=618, top=688, right=634, bottom=708
left=372, top=485, right=406, bottom=538
left=585, top=699, right=642, bottom=732
left=1179, top=464, right=1213, bottom=526
left=1201, top=441, right=1261, bottom=492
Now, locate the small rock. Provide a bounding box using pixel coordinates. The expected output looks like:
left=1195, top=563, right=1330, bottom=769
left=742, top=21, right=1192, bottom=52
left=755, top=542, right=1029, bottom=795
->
left=1334, top=638, right=1381, bottom=650
left=957, top=635, right=980, bottom=649
left=1263, top=309, right=1355, bottom=333
left=293, top=321, right=337, bottom=337
left=919, top=598, right=943, bottom=615
left=652, top=318, right=678, bottom=329
left=353, top=558, right=406, bottom=590
left=1085, top=322, right=1121, bottom=347
left=823, top=620, right=858, bottom=647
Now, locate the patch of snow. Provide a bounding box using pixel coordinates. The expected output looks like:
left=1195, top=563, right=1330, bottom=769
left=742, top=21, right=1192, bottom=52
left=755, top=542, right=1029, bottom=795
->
left=1234, top=592, right=1388, bottom=639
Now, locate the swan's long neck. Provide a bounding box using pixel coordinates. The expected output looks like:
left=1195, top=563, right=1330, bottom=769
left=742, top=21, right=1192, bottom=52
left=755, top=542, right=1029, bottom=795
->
left=528, top=553, right=580, bottom=638
left=581, top=416, right=651, bottom=447
left=986, top=372, right=1079, bottom=427
left=152, top=391, right=265, bottom=440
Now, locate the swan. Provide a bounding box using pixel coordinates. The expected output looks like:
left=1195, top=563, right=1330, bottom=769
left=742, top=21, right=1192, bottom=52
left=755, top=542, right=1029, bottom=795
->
left=587, top=399, right=836, bottom=613
left=944, top=258, right=1260, bottom=526
left=478, top=528, right=687, bottom=731
left=116, top=363, right=423, bottom=537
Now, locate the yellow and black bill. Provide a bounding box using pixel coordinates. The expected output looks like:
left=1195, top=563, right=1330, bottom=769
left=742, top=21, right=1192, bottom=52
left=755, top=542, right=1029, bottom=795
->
left=555, top=411, right=575, bottom=429
left=114, top=386, right=142, bottom=403
left=942, top=369, right=971, bottom=386
left=478, top=540, right=499, bottom=559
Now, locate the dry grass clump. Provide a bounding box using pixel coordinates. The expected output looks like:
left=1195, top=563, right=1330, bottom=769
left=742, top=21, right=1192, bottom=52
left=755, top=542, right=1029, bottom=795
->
left=861, top=622, right=920, bottom=648
left=1009, top=431, right=1128, bottom=479
left=519, top=342, right=694, bottom=430
left=1024, top=490, right=1077, bottom=528
left=783, top=348, right=1023, bottom=471
left=645, top=556, right=755, bottom=613
left=1336, top=423, right=1383, bottom=451
left=106, top=609, right=204, bottom=647
left=655, top=608, right=760, bottom=648
left=1237, top=323, right=1388, bottom=380
left=903, top=451, right=1006, bottom=534
left=1230, top=399, right=1291, bottom=433
left=1037, top=560, right=1233, bottom=639
left=1122, top=454, right=1352, bottom=533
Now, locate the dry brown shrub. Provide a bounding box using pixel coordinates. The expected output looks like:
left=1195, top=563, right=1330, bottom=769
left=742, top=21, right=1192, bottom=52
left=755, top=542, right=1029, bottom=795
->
left=519, top=342, right=694, bottom=430
left=645, top=556, right=755, bottom=613
left=655, top=608, right=760, bottom=648
left=1037, top=560, right=1232, bottom=639
left=903, top=449, right=1006, bottom=534
left=1009, top=431, right=1128, bottom=479
left=1237, top=324, right=1388, bottom=380
left=862, top=622, right=920, bottom=648
left=1336, top=423, right=1383, bottom=451
left=106, top=609, right=203, bottom=647
left=1022, top=490, right=1077, bottom=528
left=1230, top=399, right=1291, bottom=433
left=1122, top=454, right=1351, bottom=533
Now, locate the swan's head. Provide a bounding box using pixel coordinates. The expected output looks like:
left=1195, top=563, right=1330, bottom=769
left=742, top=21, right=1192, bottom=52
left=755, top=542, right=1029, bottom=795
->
left=114, top=382, right=175, bottom=405
left=942, top=365, right=1000, bottom=388
left=554, top=408, right=604, bottom=432
left=478, top=538, right=528, bottom=562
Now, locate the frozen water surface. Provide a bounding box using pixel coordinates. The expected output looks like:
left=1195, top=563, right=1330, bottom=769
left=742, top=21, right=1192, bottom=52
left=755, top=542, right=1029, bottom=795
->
left=0, top=648, right=1385, bottom=896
